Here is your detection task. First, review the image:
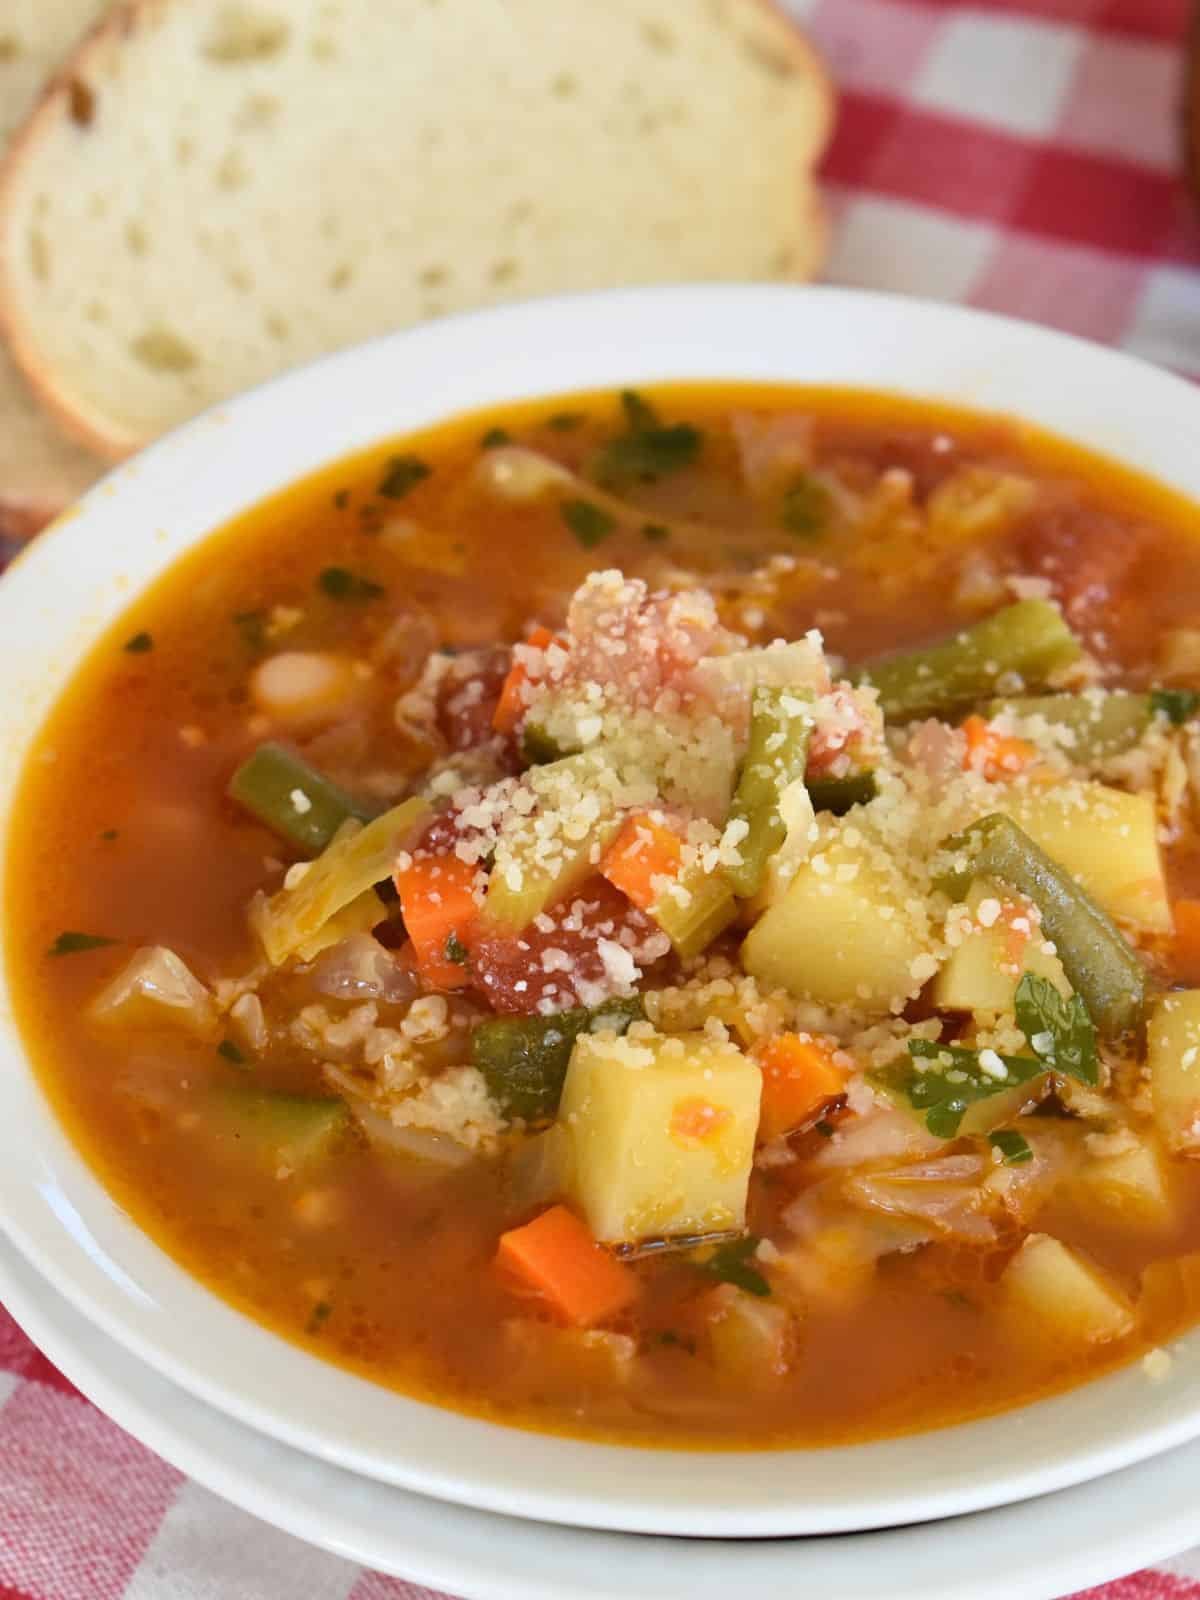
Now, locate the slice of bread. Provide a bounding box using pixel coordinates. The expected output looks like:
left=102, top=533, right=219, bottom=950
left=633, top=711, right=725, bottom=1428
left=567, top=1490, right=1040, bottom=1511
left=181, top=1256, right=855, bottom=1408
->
left=0, top=0, right=833, bottom=459
left=0, top=0, right=108, bottom=533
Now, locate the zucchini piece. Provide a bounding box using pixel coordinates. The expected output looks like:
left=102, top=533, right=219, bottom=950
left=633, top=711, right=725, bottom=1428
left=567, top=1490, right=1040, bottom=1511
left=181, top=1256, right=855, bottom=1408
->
left=472, top=997, right=643, bottom=1122
left=213, top=1086, right=352, bottom=1170
left=983, top=693, right=1152, bottom=764
left=652, top=864, right=738, bottom=960
left=1149, top=991, right=1200, bottom=1155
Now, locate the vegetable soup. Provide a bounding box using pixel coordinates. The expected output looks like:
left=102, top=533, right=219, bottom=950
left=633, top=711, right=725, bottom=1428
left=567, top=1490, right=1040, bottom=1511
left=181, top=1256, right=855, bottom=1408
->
left=12, top=382, right=1200, bottom=1449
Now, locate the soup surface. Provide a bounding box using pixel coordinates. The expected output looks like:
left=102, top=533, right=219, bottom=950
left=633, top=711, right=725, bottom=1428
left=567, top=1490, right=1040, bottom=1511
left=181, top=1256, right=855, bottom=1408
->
left=12, top=383, right=1200, bottom=1449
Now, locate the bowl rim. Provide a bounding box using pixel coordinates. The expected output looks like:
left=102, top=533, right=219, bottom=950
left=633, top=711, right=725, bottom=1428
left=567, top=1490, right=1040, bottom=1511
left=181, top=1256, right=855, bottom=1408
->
left=4, top=282, right=1200, bottom=1538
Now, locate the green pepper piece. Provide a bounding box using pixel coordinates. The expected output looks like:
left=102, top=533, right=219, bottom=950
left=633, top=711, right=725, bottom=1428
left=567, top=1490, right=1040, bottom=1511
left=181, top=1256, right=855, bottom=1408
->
left=471, top=997, right=644, bottom=1122
left=725, top=686, right=813, bottom=897
left=806, top=771, right=878, bottom=815
left=933, top=812, right=1144, bottom=1040
left=859, top=600, right=1082, bottom=723
left=228, top=743, right=373, bottom=855
left=982, top=693, right=1152, bottom=763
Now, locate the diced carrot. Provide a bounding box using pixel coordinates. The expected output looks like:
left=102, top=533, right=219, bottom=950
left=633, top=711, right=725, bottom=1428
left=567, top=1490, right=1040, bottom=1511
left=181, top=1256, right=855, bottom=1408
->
left=393, top=854, right=479, bottom=991
left=960, top=714, right=1037, bottom=781
left=495, top=1204, right=638, bottom=1327
left=600, top=814, right=683, bottom=911
left=1174, top=899, right=1200, bottom=985
left=753, top=1033, right=849, bottom=1143
left=492, top=626, right=560, bottom=734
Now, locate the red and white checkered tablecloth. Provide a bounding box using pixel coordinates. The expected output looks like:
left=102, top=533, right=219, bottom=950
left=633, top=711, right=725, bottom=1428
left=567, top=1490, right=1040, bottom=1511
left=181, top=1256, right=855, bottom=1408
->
left=4, top=1, right=1200, bottom=1596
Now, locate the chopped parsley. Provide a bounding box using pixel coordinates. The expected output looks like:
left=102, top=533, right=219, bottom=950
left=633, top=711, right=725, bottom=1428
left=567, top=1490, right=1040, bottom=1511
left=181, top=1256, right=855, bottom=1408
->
left=332, top=488, right=351, bottom=510
left=591, top=388, right=703, bottom=488
left=232, top=609, right=267, bottom=651
left=358, top=503, right=384, bottom=534
left=641, top=522, right=670, bottom=543
left=217, top=1039, right=248, bottom=1066
left=546, top=410, right=586, bottom=432
left=123, top=630, right=154, bottom=654
left=377, top=454, right=431, bottom=499
left=814, top=1119, right=836, bottom=1138
left=318, top=566, right=385, bottom=602
left=444, top=931, right=470, bottom=967
left=655, top=1329, right=697, bottom=1355
left=560, top=498, right=616, bottom=549
left=1151, top=688, right=1200, bottom=725
left=989, top=1129, right=1033, bottom=1166
left=877, top=1041, right=1045, bottom=1139
left=780, top=472, right=831, bottom=537
left=480, top=426, right=512, bottom=450
left=691, top=1234, right=771, bottom=1298
left=1014, top=971, right=1098, bottom=1087
left=305, top=1300, right=333, bottom=1336
left=49, top=931, right=116, bottom=957
left=99, top=828, right=119, bottom=842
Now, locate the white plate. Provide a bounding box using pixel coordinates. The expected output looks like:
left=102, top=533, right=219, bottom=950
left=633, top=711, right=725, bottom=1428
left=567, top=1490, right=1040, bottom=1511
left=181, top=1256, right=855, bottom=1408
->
left=5, top=286, right=1200, bottom=1536
left=2, top=1228, right=1199, bottom=1600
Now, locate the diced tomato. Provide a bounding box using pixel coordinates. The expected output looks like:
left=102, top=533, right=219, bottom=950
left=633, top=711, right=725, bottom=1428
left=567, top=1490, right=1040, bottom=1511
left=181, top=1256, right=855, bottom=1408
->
left=470, top=876, right=670, bottom=1015
left=436, top=647, right=511, bottom=751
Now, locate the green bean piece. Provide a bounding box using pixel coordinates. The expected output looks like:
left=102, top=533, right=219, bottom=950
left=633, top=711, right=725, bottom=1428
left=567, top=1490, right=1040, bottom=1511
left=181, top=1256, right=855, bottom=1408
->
left=228, top=742, right=372, bottom=854
left=933, top=813, right=1144, bottom=1041
left=982, top=693, right=1152, bottom=763
left=725, top=686, right=813, bottom=897
left=472, top=997, right=643, bottom=1122
left=806, top=771, right=878, bottom=815
left=859, top=600, right=1082, bottom=723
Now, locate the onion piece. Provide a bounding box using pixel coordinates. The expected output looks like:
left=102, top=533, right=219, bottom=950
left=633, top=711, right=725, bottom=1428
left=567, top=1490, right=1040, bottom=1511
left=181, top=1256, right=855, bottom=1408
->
left=90, top=946, right=218, bottom=1038
left=844, top=1152, right=996, bottom=1244
left=305, top=933, right=419, bottom=1005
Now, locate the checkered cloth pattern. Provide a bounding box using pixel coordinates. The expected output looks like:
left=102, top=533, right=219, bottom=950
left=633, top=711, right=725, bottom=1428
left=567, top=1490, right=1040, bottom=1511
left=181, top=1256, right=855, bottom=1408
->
left=4, top=1, right=1200, bottom=1596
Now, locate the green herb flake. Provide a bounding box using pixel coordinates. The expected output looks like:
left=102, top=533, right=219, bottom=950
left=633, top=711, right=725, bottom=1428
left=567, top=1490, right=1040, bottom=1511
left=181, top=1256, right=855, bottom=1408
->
left=989, top=1129, right=1033, bottom=1166
left=692, top=1234, right=771, bottom=1298
left=332, top=488, right=351, bottom=510
left=591, top=388, right=703, bottom=488
left=99, top=828, right=119, bottom=842
left=882, top=1041, right=1045, bottom=1139
left=217, top=1038, right=248, bottom=1066
left=641, top=522, right=670, bottom=544
left=560, top=498, right=616, bottom=549
left=49, top=931, right=116, bottom=957
left=780, top=473, right=831, bottom=538
left=305, top=1299, right=333, bottom=1336
left=123, top=631, right=154, bottom=654
left=378, top=454, right=431, bottom=500
left=547, top=410, right=586, bottom=432
left=942, top=1289, right=975, bottom=1310
left=232, top=609, right=267, bottom=651
left=1014, top=971, right=1098, bottom=1086
left=1151, top=688, right=1200, bottom=726
left=445, top=931, right=470, bottom=968
left=317, top=566, right=385, bottom=602
left=358, top=503, right=384, bottom=535
left=480, top=426, right=512, bottom=450
left=814, top=1119, right=836, bottom=1138
left=655, top=1329, right=697, bottom=1354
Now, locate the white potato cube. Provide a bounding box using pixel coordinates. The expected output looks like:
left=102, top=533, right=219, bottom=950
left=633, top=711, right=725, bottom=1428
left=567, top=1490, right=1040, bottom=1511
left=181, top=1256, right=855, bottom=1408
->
left=1072, top=1140, right=1173, bottom=1228
left=741, top=817, right=932, bottom=1012
left=558, top=1030, right=761, bottom=1245
left=1149, top=992, right=1200, bottom=1155
left=1000, top=1233, right=1134, bottom=1347
left=934, top=880, right=1071, bottom=1016
left=1002, top=781, right=1169, bottom=933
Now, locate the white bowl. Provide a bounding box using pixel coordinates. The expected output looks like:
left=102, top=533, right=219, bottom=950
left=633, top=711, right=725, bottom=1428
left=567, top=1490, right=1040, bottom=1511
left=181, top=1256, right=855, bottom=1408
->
left=3, top=285, right=1200, bottom=1539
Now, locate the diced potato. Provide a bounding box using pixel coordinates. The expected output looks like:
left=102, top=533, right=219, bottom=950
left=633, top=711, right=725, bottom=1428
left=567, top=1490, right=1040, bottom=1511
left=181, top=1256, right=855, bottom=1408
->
left=558, top=1029, right=761, bottom=1245
left=1140, top=1251, right=1200, bottom=1326
left=740, top=817, right=932, bottom=1012
left=1001, top=781, right=1170, bottom=933
left=1071, top=1139, right=1174, bottom=1228
left=90, top=945, right=218, bottom=1038
left=1000, top=1233, right=1134, bottom=1347
left=933, top=880, right=1071, bottom=1016
left=484, top=752, right=621, bottom=933
left=1149, top=992, right=1200, bottom=1155
left=704, top=1284, right=795, bottom=1383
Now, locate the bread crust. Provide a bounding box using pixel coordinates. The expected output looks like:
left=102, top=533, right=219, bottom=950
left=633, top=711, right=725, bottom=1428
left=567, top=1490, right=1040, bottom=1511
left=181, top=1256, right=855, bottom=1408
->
left=0, top=0, right=836, bottom=460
